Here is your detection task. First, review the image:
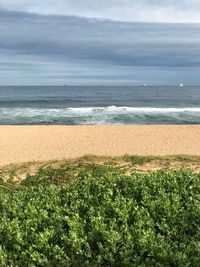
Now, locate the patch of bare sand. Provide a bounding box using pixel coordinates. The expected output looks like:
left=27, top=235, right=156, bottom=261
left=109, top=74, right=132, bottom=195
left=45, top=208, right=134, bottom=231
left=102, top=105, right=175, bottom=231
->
left=1, top=155, right=200, bottom=183
left=1, top=125, right=200, bottom=166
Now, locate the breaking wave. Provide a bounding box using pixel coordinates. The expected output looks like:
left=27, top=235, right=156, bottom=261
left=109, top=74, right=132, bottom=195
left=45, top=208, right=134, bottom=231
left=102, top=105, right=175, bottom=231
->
left=0, top=106, right=200, bottom=124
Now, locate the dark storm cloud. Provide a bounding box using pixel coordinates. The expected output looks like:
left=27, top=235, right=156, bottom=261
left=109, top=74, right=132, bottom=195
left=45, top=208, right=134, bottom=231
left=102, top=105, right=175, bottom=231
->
left=1, top=8, right=200, bottom=84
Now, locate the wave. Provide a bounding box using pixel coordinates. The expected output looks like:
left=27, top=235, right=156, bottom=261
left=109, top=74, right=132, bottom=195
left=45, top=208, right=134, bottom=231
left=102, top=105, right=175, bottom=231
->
left=63, top=106, right=200, bottom=113
left=0, top=106, right=200, bottom=125
left=1, top=106, right=200, bottom=114
left=0, top=98, right=85, bottom=107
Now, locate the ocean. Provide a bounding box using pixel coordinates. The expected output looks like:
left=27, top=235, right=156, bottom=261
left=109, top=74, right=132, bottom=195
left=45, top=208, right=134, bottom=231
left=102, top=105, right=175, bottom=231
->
left=0, top=86, right=200, bottom=125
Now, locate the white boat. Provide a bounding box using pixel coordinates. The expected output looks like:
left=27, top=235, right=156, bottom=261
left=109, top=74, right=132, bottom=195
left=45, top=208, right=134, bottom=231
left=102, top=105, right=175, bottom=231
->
left=178, top=83, right=183, bottom=87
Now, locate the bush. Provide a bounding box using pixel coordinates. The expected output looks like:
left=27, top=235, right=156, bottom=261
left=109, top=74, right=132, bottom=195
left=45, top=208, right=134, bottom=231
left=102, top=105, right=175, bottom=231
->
left=0, top=168, right=199, bottom=266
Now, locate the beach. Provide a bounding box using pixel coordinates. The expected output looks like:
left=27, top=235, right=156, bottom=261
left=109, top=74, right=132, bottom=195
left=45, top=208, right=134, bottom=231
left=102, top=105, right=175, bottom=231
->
left=0, top=125, right=200, bottom=166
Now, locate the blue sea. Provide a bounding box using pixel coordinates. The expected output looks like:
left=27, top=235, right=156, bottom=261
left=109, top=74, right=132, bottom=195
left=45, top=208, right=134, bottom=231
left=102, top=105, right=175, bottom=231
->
left=0, top=86, right=200, bottom=125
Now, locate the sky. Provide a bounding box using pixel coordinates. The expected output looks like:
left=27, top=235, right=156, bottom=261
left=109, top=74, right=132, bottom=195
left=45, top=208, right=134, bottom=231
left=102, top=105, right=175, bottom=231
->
left=0, top=0, right=200, bottom=85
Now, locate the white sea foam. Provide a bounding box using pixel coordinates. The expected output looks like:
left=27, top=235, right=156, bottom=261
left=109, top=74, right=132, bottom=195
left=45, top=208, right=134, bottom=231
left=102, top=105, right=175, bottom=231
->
left=0, top=106, right=200, bottom=124
left=63, top=106, right=200, bottom=113
left=1, top=106, right=200, bottom=116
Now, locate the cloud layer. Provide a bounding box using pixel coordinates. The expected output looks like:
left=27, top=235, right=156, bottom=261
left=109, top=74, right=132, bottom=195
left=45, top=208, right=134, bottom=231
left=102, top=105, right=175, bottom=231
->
left=0, top=4, right=200, bottom=85
left=1, top=0, right=200, bottom=23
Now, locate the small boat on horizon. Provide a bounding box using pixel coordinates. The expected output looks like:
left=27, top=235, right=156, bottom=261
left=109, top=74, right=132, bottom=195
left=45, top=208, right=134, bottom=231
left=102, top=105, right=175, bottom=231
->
left=177, top=83, right=184, bottom=87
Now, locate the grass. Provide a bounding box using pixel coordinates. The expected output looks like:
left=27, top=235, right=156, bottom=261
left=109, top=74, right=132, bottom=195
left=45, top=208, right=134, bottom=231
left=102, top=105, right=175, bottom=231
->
left=123, top=155, right=153, bottom=165
left=1, top=154, right=200, bottom=183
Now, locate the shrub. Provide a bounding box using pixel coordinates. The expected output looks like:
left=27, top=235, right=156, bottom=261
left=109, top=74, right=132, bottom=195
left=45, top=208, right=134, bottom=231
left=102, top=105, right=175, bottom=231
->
left=0, top=168, right=199, bottom=266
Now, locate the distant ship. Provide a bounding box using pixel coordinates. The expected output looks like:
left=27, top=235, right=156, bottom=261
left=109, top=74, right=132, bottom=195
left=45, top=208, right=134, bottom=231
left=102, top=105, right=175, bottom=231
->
left=177, top=83, right=183, bottom=87
left=142, top=84, right=147, bottom=87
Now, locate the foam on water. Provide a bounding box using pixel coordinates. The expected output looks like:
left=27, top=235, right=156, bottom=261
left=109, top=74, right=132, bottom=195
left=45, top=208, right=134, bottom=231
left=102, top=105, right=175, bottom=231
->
left=1, top=86, right=200, bottom=124
left=1, top=106, right=200, bottom=125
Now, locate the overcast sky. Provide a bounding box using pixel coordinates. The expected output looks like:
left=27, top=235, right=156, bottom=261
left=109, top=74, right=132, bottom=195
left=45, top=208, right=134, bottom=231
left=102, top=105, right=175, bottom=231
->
left=1, top=0, right=200, bottom=85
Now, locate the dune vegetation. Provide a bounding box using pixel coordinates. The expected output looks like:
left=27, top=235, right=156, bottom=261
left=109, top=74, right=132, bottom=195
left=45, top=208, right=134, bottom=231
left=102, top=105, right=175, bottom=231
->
left=0, top=158, right=200, bottom=266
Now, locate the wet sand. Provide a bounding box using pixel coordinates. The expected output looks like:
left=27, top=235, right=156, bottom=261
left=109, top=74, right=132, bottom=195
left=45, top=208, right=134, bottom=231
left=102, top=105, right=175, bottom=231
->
left=0, top=125, right=200, bottom=166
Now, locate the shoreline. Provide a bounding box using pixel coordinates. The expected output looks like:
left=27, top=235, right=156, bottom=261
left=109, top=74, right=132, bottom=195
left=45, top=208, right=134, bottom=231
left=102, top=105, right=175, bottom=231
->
left=1, top=125, right=200, bottom=166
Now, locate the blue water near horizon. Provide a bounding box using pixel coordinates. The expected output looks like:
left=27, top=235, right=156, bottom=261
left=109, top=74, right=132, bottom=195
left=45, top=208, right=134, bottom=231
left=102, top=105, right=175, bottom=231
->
left=0, top=85, right=200, bottom=125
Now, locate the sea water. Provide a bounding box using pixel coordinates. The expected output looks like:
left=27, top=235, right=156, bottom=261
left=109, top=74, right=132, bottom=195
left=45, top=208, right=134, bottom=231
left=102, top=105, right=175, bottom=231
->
left=0, top=86, right=200, bottom=125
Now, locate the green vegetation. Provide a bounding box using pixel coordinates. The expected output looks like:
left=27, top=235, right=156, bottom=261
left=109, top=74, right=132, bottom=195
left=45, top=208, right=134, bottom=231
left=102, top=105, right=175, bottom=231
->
left=0, top=164, right=200, bottom=266
left=123, top=155, right=153, bottom=165
left=2, top=155, right=200, bottom=183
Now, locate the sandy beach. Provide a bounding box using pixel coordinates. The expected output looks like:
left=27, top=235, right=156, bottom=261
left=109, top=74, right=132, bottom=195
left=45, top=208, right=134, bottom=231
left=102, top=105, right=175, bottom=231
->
left=0, top=125, right=200, bottom=166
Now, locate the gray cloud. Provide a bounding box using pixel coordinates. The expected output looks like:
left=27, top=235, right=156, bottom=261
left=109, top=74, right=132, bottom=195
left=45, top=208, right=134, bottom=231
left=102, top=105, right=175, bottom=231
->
left=0, top=8, right=200, bottom=85
left=1, top=0, right=200, bottom=23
